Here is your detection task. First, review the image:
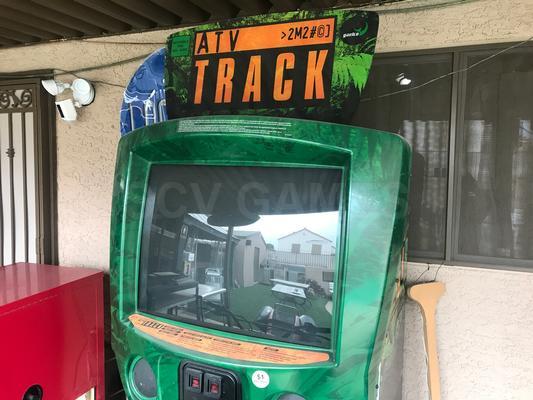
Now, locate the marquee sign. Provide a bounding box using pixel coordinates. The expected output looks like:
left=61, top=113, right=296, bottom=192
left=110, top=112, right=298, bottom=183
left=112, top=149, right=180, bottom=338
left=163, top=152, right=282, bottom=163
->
left=165, top=8, right=378, bottom=123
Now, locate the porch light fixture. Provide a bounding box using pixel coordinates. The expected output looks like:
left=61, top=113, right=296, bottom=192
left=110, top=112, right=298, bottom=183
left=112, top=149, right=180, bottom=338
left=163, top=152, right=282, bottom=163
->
left=41, top=78, right=95, bottom=107
left=41, top=79, right=70, bottom=96
left=41, top=78, right=95, bottom=122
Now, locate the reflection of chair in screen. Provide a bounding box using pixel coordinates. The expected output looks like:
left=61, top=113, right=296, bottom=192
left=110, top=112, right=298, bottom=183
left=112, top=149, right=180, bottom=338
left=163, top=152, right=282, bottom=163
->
left=195, top=242, right=212, bottom=283
left=274, top=303, right=298, bottom=325
left=205, top=268, right=223, bottom=289
left=146, top=272, right=199, bottom=319
left=270, top=303, right=298, bottom=338
left=198, top=288, right=227, bottom=323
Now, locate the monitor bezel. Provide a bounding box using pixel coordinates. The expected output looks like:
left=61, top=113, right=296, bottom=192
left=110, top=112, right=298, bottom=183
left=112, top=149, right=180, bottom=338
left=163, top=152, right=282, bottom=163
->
left=136, top=161, right=348, bottom=351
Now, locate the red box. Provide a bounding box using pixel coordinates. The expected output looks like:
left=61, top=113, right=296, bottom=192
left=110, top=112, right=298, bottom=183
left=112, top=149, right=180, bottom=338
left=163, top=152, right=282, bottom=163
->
left=0, top=263, right=104, bottom=400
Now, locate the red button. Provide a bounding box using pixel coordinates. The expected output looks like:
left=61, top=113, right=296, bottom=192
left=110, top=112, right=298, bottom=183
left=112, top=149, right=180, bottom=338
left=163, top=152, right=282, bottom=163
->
left=191, top=377, right=201, bottom=388
left=210, top=383, right=219, bottom=393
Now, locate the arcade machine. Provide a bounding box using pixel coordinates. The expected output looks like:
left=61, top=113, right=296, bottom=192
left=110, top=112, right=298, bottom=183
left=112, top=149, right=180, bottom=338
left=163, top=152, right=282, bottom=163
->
left=111, top=8, right=411, bottom=400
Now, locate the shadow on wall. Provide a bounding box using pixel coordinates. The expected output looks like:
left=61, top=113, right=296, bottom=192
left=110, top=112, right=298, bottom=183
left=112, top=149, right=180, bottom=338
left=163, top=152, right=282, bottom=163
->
left=103, top=274, right=126, bottom=399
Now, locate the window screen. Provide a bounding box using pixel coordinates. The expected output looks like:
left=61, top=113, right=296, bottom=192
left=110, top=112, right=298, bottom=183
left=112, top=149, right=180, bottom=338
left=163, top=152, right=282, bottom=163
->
left=139, top=165, right=341, bottom=348
left=354, top=55, right=453, bottom=259
left=456, top=50, right=533, bottom=262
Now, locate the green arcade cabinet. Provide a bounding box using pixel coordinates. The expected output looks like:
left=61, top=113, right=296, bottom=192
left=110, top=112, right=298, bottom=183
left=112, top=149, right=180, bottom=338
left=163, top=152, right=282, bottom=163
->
left=111, top=8, right=411, bottom=400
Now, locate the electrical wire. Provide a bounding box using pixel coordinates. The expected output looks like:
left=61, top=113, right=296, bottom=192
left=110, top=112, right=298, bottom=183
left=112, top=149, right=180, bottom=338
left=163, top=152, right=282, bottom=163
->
left=357, top=0, right=482, bottom=14
left=361, top=35, right=533, bottom=102
left=432, top=263, right=444, bottom=282
left=410, top=260, right=444, bottom=286
left=36, top=25, right=533, bottom=90
left=1, top=1, right=530, bottom=91
left=51, top=52, right=157, bottom=88
left=1, top=51, right=155, bottom=88
left=332, top=0, right=404, bottom=9
left=54, top=68, right=126, bottom=88
left=77, top=39, right=166, bottom=45
left=412, top=264, right=431, bottom=284
left=55, top=52, right=153, bottom=75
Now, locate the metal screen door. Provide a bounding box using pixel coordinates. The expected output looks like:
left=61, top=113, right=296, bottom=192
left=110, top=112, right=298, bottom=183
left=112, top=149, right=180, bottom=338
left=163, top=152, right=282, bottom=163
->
left=0, top=79, right=52, bottom=266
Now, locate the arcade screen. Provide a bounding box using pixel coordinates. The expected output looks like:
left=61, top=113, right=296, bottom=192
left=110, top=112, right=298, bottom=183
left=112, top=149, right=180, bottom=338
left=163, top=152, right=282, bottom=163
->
left=139, top=165, right=342, bottom=348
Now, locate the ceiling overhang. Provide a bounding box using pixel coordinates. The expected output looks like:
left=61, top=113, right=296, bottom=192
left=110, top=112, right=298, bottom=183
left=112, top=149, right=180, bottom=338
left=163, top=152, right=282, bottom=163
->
left=0, top=0, right=391, bottom=49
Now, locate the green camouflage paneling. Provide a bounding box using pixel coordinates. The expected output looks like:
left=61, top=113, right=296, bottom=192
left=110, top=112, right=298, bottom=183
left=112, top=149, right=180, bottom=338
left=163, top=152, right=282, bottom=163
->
left=110, top=116, right=410, bottom=400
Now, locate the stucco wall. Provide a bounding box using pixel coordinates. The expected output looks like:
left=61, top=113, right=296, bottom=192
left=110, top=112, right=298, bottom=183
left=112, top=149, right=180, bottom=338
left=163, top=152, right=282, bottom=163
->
left=371, top=0, right=533, bottom=52
left=0, top=29, right=173, bottom=268
left=0, top=0, right=532, bottom=399
left=0, top=0, right=531, bottom=269
left=405, top=262, right=533, bottom=400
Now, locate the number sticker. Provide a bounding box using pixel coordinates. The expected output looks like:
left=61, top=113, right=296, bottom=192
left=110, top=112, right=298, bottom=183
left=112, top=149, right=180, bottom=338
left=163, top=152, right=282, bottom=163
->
left=252, top=370, right=270, bottom=389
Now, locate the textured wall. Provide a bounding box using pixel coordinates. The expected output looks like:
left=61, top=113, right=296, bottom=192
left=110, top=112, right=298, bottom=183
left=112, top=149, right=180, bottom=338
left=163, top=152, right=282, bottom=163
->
left=372, top=0, right=533, bottom=52
left=0, top=1, right=532, bottom=399
left=0, top=0, right=532, bottom=269
left=0, top=30, right=171, bottom=268
left=405, top=263, right=533, bottom=400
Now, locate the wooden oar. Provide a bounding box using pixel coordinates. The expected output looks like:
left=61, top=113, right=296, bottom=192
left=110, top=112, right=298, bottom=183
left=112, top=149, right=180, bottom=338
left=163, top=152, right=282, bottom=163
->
left=408, top=281, right=445, bottom=400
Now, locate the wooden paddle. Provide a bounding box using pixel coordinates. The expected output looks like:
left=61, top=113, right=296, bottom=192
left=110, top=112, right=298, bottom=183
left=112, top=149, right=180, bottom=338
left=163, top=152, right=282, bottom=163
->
left=408, top=281, right=445, bottom=400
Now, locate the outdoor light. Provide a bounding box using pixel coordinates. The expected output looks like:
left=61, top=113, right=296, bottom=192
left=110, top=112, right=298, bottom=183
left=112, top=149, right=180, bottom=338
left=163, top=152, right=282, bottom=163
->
left=71, top=78, right=95, bottom=106
left=41, top=78, right=95, bottom=122
left=41, top=79, right=70, bottom=96
left=396, top=72, right=412, bottom=86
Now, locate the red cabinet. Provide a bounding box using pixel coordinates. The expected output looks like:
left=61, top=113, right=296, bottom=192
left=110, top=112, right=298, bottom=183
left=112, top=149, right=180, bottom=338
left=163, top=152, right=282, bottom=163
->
left=0, top=263, right=104, bottom=400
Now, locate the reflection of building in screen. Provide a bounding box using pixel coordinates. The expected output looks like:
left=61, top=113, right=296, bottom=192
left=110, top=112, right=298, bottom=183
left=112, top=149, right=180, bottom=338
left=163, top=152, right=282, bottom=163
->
left=139, top=165, right=341, bottom=348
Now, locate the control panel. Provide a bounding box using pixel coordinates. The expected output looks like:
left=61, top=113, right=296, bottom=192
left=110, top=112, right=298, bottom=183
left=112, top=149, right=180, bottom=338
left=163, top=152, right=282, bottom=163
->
left=180, top=362, right=241, bottom=400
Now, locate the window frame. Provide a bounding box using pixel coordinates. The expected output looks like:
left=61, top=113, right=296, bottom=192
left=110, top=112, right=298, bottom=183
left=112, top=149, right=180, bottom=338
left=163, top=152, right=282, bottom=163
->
left=371, top=42, right=533, bottom=271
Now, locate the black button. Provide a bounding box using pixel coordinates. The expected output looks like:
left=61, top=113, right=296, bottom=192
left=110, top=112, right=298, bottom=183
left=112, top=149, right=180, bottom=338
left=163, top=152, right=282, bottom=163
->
left=185, top=368, right=203, bottom=393
left=204, top=373, right=222, bottom=399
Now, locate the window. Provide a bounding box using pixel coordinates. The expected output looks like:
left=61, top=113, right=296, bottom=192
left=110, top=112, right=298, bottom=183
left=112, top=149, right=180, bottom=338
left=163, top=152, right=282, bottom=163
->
left=291, top=243, right=301, bottom=254
left=311, top=244, right=322, bottom=255
left=454, top=48, right=533, bottom=265
left=139, top=165, right=342, bottom=348
left=322, top=271, right=334, bottom=282
left=354, top=44, right=533, bottom=269
left=356, top=54, right=452, bottom=260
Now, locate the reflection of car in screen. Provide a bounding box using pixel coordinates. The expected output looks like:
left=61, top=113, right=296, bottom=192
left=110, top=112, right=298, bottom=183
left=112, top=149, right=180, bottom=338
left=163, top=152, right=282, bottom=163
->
left=139, top=165, right=341, bottom=348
